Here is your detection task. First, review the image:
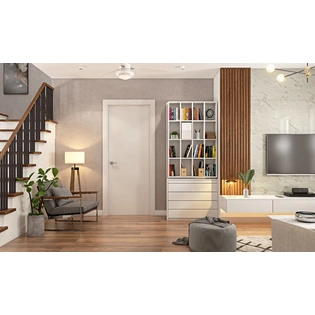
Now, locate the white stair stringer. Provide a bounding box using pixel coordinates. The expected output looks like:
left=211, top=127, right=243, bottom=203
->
left=0, top=121, right=56, bottom=247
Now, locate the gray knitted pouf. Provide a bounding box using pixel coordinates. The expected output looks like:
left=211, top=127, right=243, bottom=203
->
left=189, top=222, right=237, bottom=252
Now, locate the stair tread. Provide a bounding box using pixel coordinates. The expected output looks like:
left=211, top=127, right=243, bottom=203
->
left=8, top=192, right=23, bottom=197
left=0, top=226, right=8, bottom=233
left=0, top=208, right=16, bottom=215
left=0, top=139, right=47, bottom=143
left=0, top=151, right=42, bottom=155
left=0, top=129, right=51, bottom=133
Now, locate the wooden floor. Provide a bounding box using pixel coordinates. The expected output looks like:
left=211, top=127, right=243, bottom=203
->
left=0, top=215, right=271, bottom=252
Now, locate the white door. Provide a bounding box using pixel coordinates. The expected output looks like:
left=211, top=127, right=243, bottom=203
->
left=103, top=100, right=155, bottom=215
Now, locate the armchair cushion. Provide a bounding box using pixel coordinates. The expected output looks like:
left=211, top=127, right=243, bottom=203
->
left=43, top=180, right=63, bottom=213
left=51, top=186, right=74, bottom=206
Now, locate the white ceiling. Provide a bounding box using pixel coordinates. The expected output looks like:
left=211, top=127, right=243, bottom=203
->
left=33, top=63, right=310, bottom=79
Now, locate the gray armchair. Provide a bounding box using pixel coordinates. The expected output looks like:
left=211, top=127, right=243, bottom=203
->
left=42, top=180, right=99, bottom=231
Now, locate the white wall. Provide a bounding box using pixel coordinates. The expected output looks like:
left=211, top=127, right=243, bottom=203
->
left=251, top=69, right=315, bottom=195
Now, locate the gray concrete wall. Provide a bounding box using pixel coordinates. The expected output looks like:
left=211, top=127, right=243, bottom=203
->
left=52, top=78, right=214, bottom=211
left=0, top=64, right=52, bottom=118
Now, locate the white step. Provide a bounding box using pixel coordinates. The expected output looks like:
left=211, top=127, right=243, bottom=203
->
left=0, top=130, right=13, bottom=140
left=0, top=113, right=8, bottom=120
left=0, top=120, right=19, bottom=129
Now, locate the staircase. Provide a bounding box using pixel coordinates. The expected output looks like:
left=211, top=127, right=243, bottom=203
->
left=0, top=83, right=56, bottom=247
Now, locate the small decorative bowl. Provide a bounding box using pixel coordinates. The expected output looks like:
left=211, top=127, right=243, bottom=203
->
left=295, top=211, right=315, bottom=223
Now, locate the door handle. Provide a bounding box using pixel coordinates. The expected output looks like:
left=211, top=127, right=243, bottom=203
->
left=110, top=161, right=117, bottom=165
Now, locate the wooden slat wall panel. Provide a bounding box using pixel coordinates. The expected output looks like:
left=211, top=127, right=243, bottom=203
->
left=220, top=68, right=251, bottom=195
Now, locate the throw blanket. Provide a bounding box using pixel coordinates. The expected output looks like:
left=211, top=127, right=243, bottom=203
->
left=172, top=216, right=231, bottom=245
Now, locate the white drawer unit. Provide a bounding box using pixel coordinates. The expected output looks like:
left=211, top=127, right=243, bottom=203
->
left=167, top=179, right=219, bottom=219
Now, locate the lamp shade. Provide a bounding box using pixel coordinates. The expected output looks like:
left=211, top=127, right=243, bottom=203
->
left=65, top=151, right=85, bottom=164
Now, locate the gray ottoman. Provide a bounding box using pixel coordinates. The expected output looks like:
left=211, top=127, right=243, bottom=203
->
left=189, top=222, right=237, bottom=252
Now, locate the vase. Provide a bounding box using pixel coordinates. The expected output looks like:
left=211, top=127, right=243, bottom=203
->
left=243, top=188, right=249, bottom=198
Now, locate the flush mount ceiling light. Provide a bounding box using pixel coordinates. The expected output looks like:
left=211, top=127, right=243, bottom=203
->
left=116, top=63, right=134, bottom=80
left=266, top=63, right=315, bottom=83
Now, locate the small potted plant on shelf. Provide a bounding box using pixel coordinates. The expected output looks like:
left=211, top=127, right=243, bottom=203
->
left=170, top=131, right=179, bottom=139
left=17, top=167, right=59, bottom=237
left=238, top=169, right=255, bottom=198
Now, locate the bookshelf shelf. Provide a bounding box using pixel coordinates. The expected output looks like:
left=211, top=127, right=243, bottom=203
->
left=166, top=101, right=219, bottom=220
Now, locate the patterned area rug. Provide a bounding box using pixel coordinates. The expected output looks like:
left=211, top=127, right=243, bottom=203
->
left=237, top=235, right=272, bottom=252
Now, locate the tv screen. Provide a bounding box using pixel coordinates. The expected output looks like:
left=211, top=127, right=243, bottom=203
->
left=266, top=134, right=315, bottom=175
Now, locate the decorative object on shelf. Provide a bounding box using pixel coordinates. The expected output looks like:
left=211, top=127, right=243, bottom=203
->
left=238, top=169, right=255, bottom=198
left=205, top=131, right=216, bottom=139
left=65, top=151, right=85, bottom=193
left=195, top=129, right=201, bottom=139
left=170, top=131, right=179, bottom=139
left=205, top=108, right=214, bottom=119
left=266, top=63, right=314, bottom=83
left=3, top=63, right=29, bottom=94
left=181, top=122, right=192, bottom=139
left=225, top=179, right=237, bottom=195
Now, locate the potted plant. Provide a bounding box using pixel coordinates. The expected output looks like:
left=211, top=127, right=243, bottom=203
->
left=238, top=169, right=255, bottom=198
left=170, top=131, right=179, bottom=139
left=17, top=167, right=59, bottom=236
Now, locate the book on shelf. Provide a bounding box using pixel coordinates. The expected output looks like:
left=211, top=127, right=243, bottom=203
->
left=197, top=143, right=203, bottom=158
left=205, top=163, right=216, bottom=177
left=184, top=144, right=192, bottom=158
left=205, top=145, right=216, bottom=158
left=169, top=107, right=180, bottom=120
left=169, top=164, right=176, bottom=176
left=169, top=146, right=176, bottom=157
left=212, top=145, right=216, bottom=158
left=193, top=144, right=199, bottom=157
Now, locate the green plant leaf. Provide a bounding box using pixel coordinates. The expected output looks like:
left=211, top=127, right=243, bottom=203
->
left=245, top=169, right=255, bottom=186
left=52, top=167, right=59, bottom=177
left=238, top=169, right=255, bottom=187
left=238, top=172, right=245, bottom=183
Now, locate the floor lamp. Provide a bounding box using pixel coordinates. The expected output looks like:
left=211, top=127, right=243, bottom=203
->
left=65, top=151, right=85, bottom=193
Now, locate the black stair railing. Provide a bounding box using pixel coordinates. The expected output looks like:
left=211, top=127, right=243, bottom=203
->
left=0, top=82, right=54, bottom=211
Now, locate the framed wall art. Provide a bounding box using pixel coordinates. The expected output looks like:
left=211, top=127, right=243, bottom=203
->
left=3, top=63, right=29, bottom=94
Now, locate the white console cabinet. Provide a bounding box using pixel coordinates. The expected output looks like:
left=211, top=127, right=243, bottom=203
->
left=220, top=195, right=315, bottom=213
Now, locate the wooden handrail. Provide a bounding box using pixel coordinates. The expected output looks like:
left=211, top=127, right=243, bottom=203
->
left=0, top=82, right=54, bottom=162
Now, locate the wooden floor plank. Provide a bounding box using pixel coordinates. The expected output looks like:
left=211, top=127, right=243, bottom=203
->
left=0, top=215, right=271, bottom=252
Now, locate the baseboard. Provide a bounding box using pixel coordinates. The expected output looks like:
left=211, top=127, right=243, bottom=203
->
left=154, top=210, right=166, bottom=216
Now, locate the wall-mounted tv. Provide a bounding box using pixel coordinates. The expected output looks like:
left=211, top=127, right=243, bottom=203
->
left=266, top=134, right=315, bottom=175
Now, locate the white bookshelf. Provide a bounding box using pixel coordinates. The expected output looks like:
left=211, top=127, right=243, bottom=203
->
left=166, top=101, right=219, bottom=219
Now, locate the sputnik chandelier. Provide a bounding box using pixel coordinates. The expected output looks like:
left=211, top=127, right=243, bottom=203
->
left=266, top=63, right=315, bottom=83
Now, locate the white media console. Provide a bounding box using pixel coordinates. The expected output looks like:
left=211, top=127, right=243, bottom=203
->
left=220, top=195, right=315, bottom=213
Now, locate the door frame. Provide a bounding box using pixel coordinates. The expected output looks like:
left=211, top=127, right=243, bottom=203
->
left=102, top=99, right=155, bottom=216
